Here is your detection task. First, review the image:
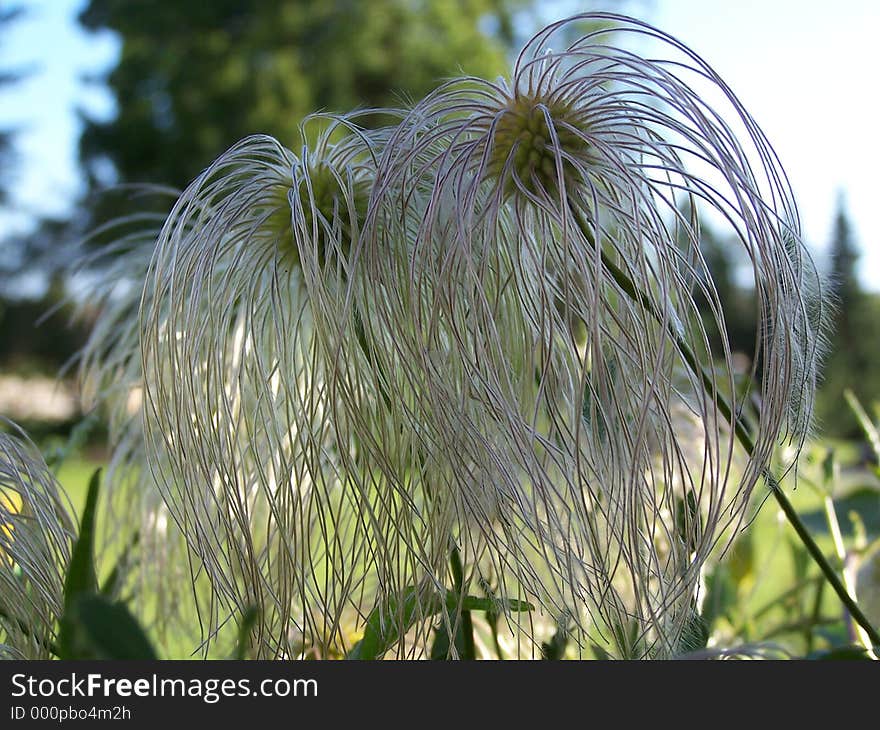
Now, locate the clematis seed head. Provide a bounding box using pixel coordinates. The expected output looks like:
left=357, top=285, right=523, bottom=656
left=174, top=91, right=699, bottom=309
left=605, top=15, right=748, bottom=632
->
left=486, top=94, right=587, bottom=197
left=0, top=423, right=76, bottom=659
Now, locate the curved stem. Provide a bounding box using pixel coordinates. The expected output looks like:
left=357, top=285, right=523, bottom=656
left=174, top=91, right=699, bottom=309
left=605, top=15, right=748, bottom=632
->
left=823, top=493, right=876, bottom=654
left=570, top=205, right=880, bottom=649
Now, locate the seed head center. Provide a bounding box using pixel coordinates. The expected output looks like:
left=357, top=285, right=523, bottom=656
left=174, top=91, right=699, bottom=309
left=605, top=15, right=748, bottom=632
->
left=277, top=162, right=369, bottom=268
left=487, top=96, right=585, bottom=196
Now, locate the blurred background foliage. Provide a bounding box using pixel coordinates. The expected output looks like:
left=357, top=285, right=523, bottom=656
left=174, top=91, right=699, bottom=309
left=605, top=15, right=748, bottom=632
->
left=1, top=1, right=879, bottom=658
left=1, top=0, right=532, bottom=384
left=76, top=0, right=520, bottom=190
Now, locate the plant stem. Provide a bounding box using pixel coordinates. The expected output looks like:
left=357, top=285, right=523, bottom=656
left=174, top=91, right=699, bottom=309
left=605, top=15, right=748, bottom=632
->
left=822, top=494, right=876, bottom=656
left=772, top=481, right=880, bottom=647
left=806, top=577, right=825, bottom=653
left=569, top=205, right=880, bottom=649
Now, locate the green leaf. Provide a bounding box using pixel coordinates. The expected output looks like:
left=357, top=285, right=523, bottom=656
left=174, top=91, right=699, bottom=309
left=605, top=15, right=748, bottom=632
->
left=821, top=448, right=836, bottom=491
left=441, top=545, right=476, bottom=659
left=541, top=615, right=569, bottom=660
left=700, top=565, right=737, bottom=629
left=233, top=605, right=260, bottom=660
left=65, top=594, right=157, bottom=660
left=674, top=491, right=701, bottom=554
left=478, top=577, right=506, bottom=660
left=348, top=587, right=533, bottom=660
left=429, top=616, right=454, bottom=660
left=58, top=468, right=101, bottom=658
left=348, top=587, right=434, bottom=660
left=727, top=533, right=754, bottom=588
left=100, top=531, right=140, bottom=598
left=459, top=596, right=532, bottom=613
left=63, top=468, right=101, bottom=606
left=430, top=609, right=468, bottom=660
left=807, top=645, right=873, bottom=660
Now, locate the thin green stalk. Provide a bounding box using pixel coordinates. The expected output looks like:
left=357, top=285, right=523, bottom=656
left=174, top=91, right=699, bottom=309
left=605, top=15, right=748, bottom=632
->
left=823, top=494, right=876, bottom=656
left=569, top=205, right=880, bottom=650
left=772, top=483, right=880, bottom=647
left=806, top=569, right=825, bottom=653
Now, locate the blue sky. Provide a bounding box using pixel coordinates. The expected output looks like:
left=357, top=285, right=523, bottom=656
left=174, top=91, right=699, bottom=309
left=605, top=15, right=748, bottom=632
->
left=1, top=0, right=878, bottom=288
left=645, top=0, right=880, bottom=289
left=0, top=0, right=116, bottom=227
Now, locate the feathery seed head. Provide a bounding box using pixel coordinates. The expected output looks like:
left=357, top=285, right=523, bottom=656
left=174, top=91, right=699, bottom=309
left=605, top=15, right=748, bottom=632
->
left=486, top=94, right=588, bottom=198
left=139, top=118, right=410, bottom=657
left=0, top=425, right=76, bottom=659
left=125, top=16, right=826, bottom=659
left=357, top=12, right=827, bottom=656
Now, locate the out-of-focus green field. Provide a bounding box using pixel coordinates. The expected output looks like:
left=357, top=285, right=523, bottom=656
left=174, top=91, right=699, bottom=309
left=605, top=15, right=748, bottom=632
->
left=55, top=457, right=105, bottom=516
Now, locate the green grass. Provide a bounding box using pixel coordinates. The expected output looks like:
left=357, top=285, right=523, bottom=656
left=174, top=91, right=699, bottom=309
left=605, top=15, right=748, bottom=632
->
left=55, top=456, right=105, bottom=519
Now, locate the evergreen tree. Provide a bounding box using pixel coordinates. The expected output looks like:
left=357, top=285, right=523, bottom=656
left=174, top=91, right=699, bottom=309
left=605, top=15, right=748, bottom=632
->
left=828, top=194, right=860, bottom=337
left=817, top=197, right=880, bottom=437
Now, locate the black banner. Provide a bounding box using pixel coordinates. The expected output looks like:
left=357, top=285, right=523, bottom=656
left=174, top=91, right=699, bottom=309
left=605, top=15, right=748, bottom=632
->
left=0, top=659, right=870, bottom=725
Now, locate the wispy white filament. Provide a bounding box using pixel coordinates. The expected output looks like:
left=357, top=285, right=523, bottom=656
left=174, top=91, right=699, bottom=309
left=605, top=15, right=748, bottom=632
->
left=140, top=121, right=415, bottom=657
